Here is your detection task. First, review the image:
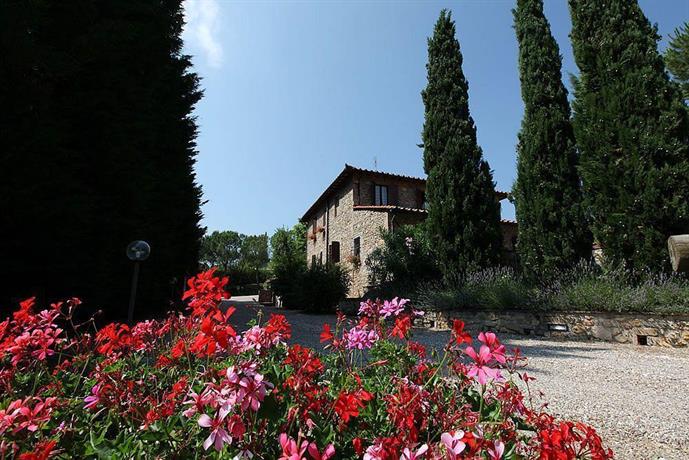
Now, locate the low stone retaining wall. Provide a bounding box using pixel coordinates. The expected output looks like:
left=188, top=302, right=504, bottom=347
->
left=415, top=309, right=689, bottom=348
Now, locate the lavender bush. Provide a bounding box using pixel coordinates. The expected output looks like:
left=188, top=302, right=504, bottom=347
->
left=415, top=263, right=689, bottom=314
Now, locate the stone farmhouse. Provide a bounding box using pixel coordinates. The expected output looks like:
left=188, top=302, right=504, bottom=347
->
left=301, top=164, right=518, bottom=298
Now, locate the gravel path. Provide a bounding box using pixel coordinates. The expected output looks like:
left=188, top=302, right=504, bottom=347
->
left=225, top=297, right=689, bottom=460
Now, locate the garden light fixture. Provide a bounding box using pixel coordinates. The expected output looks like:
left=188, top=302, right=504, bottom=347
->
left=126, top=240, right=151, bottom=324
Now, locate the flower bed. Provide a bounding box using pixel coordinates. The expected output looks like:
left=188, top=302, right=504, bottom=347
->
left=0, top=269, right=612, bottom=459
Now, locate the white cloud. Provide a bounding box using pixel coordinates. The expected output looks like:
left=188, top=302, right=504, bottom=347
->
left=183, top=0, right=223, bottom=68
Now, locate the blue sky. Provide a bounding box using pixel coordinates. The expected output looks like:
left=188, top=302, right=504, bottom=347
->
left=182, top=0, right=689, bottom=236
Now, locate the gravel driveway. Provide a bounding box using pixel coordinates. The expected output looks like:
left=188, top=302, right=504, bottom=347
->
left=225, top=297, right=689, bottom=460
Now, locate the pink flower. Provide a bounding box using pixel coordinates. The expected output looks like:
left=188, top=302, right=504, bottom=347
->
left=440, top=430, right=466, bottom=459
left=380, top=297, right=408, bottom=318
left=344, top=326, right=379, bottom=350
left=84, top=384, right=101, bottom=410
left=238, top=372, right=272, bottom=412
left=400, top=443, right=428, bottom=460
left=363, top=441, right=385, bottom=460
left=464, top=345, right=503, bottom=385
left=307, top=442, right=335, bottom=460
left=478, top=331, right=506, bottom=364
left=198, top=413, right=232, bottom=451
left=358, top=299, right=377, bottom=317
left=487, top=440, right=505, bottom=459
left=182, top=387, right=215, bottom=418
left=240, top=325, right=264, bottom=351
left=278, top=433, right=308, bottom=460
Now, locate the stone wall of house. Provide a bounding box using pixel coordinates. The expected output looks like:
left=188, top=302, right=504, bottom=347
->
left=353, top=171, right=425, bottom=207
left=349, top=210, right=389, bottom=297
left=500, top=222, right=518, bottom=252
left=305, top=179, right=390, bottom=298
left=305, top=204, right=329, bottom=267
left=415, top=309, right=689, bottom=348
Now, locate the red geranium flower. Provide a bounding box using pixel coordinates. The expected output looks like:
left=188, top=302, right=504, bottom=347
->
left=334, top=389, right=373, bottom=425
left=320, top=323, right=334, bottom=343
left=451, top=320, right=472, bottom=345
left=391, top=316, right=412, bottom=339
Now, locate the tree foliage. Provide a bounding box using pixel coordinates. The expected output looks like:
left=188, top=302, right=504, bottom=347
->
left=569, top=0, right=689, bottom=271
left=0, top=0, right=204, bottom=318
left=269, top=224, right=307, bottom=308
left=200, top=231, right=244, bottom=272
left=366, top=224, right=439, bottom=295
left=512, top=0, right=591, bottom=278
left=240, top=234, right=269, bottom=276
left=421, top=10, right=503, bottom=280
left=665, top=21, right=689, bottom=100
left=270, top=223, right=347, bottom=312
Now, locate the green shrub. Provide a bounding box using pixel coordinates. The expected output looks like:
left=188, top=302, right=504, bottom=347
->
left=542, top=263, right=689, bottom=314
left=366, top=224, right=439, bottom=297
left=297, top=263, right=350, bottom=313
left=414, top=262, right=689, bottom=314
left=269, top=224, right=307, bottom=308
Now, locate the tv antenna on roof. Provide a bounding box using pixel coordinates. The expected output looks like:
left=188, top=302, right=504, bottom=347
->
left=374, top=156, right=378, bottom=170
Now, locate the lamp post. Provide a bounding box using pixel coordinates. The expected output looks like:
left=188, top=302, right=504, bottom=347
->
left=126, top=240, right=150, bottom=324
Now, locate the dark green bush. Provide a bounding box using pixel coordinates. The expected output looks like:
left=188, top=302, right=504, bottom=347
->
left=366, top=224, right=440, bottom=297
left=269, top=224, right=307, bottom=309
left=297, top=263, right=350, bottom=313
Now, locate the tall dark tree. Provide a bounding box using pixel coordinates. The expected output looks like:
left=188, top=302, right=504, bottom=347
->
left=512, top=0, right=591, bottom=277
left=569, top=0, right=689, bottom=272
left=0, top=0, right=203, bottom=317
left=421, top=10, right=502, bottom=279
left=665, top=21, right=689, bottom=101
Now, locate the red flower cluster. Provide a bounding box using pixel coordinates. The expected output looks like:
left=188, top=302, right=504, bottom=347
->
left=182, top=267, right=229, bottom=315
left=334, top=389, right=373, bottom=425
left=0, top=298, right=66, bottom=369
left=534, top=415, right=612, bottom=460
left=385, top=380, right=429, bottom=442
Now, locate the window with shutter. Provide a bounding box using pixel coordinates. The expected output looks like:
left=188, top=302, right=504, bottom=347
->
left=389, top=184, right=399, bottom=206
left=374, top=184, right=388, bottom=205
left=330, top=241, right=340, bottom=263
left=417, top=189, right=426, bottom=209
left=353, top=237, right=361, bottom=257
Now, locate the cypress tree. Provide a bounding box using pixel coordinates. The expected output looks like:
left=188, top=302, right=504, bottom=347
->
left=512, top=0, right=591, bottom=277
left=665, top=21, right=689, bottom=101
left=569, top=0, right=689, bottom=271
left=0, top=0, right=203, bottom=317
left=421, top=10, right=502, bottom=279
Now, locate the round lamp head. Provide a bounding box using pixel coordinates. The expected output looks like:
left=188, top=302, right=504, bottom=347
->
left=126, top=240, right=151, bottom=261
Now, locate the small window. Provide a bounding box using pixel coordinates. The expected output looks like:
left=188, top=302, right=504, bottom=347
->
left=330, top=241, right=340, bottom=263
left=319, top=252, right=323, bottom=265
left=374, top=184, right=388, bottom=205
left=417, top=190, right=426, bottom=209
left=353, top=237, right=361, bottom=258
left=311, top=255, right=316, bottom=267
